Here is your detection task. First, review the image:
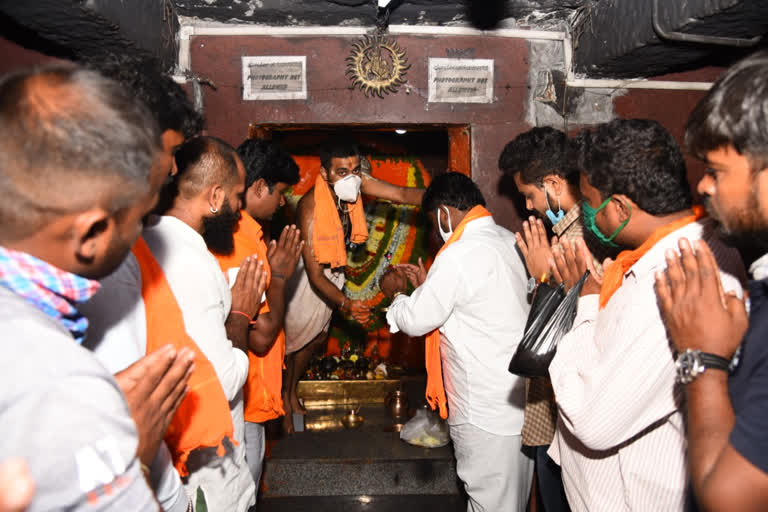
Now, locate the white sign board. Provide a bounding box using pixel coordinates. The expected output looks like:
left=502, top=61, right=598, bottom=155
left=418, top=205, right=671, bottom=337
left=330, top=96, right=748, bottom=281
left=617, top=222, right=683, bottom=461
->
left=428, top=58, right=494, bottom=104
left=242, top=56, right=307, bottom=100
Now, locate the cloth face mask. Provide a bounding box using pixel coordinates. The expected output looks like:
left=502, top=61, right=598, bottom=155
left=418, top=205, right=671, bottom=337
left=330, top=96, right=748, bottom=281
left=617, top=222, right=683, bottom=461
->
left=544, top=185, right=565, bottom=225
left=582, top=197, right=631, bottom=248
left=437, top=205, right=453, bottom=243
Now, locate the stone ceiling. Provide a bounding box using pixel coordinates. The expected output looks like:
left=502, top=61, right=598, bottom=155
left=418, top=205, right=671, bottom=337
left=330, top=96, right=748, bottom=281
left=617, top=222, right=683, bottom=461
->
left=0, top=0, right=766, bottom=77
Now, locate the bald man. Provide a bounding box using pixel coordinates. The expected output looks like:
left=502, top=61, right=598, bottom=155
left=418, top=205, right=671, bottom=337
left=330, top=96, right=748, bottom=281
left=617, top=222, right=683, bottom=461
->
left=143, top=136, right=263, bottom=511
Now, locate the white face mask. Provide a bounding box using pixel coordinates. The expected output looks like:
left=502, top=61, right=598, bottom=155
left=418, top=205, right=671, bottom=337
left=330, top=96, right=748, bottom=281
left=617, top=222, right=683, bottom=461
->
left=436, top=205, right=453, bottom=242
left=333, top=174, right=362, bottom=203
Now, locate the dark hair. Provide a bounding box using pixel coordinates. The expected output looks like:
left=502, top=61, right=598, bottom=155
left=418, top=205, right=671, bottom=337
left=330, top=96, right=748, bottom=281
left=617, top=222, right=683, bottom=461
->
left=319, top=141, right=361, bottom=171
left=175, top=136, right=239, bottom=198
left=498, top=127, right=578, bottom=186
left=0, top=65, right=161, bottom=241
left=579, top=119, right=692, bottom=215
left=87, top=54, right=204, bottom=138
left=237, top=138, right=300, bottom=191
left=686, top=50, right=768, bottom=172
left=422, top=172, right=486, bottom=211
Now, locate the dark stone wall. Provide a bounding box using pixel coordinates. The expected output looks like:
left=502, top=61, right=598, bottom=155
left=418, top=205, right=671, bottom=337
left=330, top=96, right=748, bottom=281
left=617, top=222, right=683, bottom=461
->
left=0, top=0, right=177, bottom=71
left=89, top=0, right=178, bottom=68
left=574, top=0, right=767, bottom=77
left=0, top=36, right=66, bottom=76
left=175, top=0, right=584, bottom=28
left=613, top=67, right=726, bottom=203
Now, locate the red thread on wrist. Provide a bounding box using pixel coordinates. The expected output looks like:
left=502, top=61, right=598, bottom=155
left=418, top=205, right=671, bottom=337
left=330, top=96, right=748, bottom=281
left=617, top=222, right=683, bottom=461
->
left=231, top=310, right=254, bottom=323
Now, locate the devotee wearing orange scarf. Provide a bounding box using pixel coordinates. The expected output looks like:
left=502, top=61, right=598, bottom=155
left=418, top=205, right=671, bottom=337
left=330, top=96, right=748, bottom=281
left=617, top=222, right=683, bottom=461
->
left=85, top=136, right=260, bottom=510
left=282, top=142, right=425, bottom=433
left=382, top=172, right=533, bottom=512
left=141, top=137, right=265, bottom=511
left=212, top=139, right=302, bottom=491
left=546, top=120, right=746, bottom=512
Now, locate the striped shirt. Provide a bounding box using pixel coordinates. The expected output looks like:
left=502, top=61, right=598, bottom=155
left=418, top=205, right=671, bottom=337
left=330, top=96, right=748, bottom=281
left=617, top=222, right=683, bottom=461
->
left=548, top=219, right=746, bottom=511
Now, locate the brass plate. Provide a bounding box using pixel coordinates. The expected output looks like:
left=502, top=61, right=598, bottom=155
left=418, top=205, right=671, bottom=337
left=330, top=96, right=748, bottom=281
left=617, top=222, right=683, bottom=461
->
left=297, top=379, right=400, bottom=409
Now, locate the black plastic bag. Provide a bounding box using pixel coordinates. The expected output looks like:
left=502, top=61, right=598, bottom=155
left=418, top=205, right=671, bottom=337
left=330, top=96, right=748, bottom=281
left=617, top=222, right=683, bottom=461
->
left=509, top=272, right=590, bottom=378
left=523, top=281, right=565, bottom=334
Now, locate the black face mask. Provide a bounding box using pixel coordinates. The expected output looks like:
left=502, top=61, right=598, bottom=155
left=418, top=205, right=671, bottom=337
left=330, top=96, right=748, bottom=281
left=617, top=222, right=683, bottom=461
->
left=202, top=200, right=241, bottom=255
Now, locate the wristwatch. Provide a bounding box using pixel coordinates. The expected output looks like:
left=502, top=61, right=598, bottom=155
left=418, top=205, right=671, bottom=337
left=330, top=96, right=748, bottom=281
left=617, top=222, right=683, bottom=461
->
left=675, top=349, right=731, bottom=384
left=526, top=276, right=537, bottom=294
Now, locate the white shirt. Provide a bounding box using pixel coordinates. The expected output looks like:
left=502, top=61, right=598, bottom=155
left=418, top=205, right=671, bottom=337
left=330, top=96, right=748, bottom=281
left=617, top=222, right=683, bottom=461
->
left=548, top=219, right=745, bottom=512
left=82, top=253, right=188, bottom=512
left=143, top=216, right=249, bottom=401
left=387, top=216, right=530, bottom=435
left=142, top=216, right=254, bottom=512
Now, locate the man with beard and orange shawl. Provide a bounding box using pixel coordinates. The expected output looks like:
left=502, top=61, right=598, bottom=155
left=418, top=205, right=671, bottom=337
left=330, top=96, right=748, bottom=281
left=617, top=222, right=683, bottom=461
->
left=212, top=138, right=302, bottom=491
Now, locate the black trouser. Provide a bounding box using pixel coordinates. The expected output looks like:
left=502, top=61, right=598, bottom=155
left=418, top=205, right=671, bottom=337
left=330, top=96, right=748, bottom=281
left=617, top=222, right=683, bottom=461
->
left=535, top=445, right=570, bottom=512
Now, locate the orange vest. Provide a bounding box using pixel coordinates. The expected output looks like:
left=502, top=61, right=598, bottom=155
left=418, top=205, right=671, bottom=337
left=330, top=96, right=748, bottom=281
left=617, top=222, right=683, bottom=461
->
left=215, top=211, right=286, bottom=423
left=599, top=205, right=705, bottom=309
left=424, top=205, right=493, bottom=420
left=312, top=174, right=368, bottom=268
left=132, top=237, right=234, bottom=477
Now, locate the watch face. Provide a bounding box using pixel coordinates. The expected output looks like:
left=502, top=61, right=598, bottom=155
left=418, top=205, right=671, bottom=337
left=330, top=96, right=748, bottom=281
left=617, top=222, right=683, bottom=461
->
left=527, top=277, right=537, bottom=294
left=676, top=349, right=703, bottom=384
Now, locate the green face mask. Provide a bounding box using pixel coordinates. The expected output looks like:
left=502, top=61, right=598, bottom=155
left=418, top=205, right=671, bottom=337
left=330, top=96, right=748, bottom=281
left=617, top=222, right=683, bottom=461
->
left=582, top=197, right=631, bottom=248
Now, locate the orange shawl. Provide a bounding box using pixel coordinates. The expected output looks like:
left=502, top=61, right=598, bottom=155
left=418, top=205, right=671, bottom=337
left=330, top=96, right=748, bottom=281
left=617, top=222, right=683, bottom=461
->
left=312, top=174, right=368, bottom=268
left=425, top=205, right=493, bottom=420
left=599, top=205, right=705, bottom=308
left=215, top=211, right=286, bottom=423
left=132, top=237, right=234, bottom=477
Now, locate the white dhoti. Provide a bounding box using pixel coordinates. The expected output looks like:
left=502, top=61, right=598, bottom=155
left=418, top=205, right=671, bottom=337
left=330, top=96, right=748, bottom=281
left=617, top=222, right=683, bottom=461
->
left=183, top=393, right=256, bottom=512
left=284, top=258, right=345, bottom=354
left=244, top=421, right=265, bottom=490
left=449, top=423, right=534, bottom=512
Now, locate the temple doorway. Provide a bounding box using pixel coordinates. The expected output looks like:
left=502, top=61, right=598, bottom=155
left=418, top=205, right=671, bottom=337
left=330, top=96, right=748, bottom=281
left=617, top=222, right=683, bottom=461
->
left=249, top=124, right=470, bottom=377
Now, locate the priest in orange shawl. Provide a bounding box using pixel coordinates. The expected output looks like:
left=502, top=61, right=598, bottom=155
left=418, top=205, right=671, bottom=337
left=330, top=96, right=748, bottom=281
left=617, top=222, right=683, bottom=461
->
left=211, top=138, right=303, bottom=490
left=546, top=119, right=745, bottom=512
left=381, top=172, right=533, bottom=512
left=282, top=141, right=424, bottom=432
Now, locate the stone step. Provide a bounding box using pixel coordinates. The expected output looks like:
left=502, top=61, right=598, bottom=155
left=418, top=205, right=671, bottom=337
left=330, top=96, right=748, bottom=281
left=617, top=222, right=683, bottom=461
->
left=261, top=408, right=461, bottom=498
left=254, top=494, right=466, bottom=512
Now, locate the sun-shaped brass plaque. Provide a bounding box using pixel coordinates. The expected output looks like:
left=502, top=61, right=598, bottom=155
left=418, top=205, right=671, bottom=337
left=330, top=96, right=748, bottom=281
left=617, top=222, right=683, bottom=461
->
left=346, top=35, right=410, bottom=98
